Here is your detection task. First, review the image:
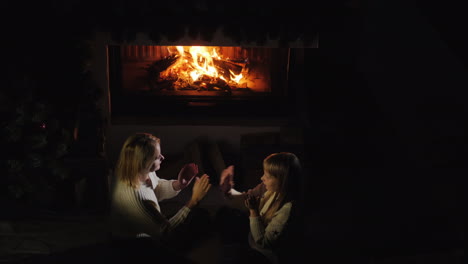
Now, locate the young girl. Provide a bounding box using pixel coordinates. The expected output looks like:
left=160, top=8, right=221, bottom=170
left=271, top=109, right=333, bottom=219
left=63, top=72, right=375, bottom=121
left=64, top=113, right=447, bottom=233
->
left=218, top=152, right=303, bottom=264
left=110, top=133, right=211, bottom=261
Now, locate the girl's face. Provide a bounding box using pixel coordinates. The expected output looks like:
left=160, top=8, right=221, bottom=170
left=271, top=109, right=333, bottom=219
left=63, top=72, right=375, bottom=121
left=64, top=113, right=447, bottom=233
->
left=148, top=143, right=165, bottom=173
left=261, top=170, right=279, bottom=192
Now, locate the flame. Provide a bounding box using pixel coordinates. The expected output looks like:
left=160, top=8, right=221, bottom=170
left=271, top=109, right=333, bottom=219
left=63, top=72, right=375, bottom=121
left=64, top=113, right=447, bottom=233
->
left=230, top=70, right=243, bottom=83
left=159, top=46, right=247, bottom=89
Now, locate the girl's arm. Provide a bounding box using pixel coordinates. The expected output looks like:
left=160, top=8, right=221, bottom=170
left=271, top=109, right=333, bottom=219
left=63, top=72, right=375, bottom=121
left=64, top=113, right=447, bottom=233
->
left=249, top=202, right=292, bottom=249
left=224, top=183, right=266, bottom=212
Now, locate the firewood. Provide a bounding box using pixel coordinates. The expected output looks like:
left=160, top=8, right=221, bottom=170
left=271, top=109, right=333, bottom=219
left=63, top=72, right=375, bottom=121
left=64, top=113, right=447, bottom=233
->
left=213, top=59, right=245, bottom=75
left=146, top=54, right=179, bottom=73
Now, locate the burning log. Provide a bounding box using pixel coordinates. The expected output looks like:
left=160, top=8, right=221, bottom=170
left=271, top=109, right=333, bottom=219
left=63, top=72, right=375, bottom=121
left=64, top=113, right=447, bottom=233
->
left=227, top=59, right=248, bottom=64
left=146, top=54, right=180, bottom=90
left=173, top=79, right=193, bottom=90
left=213, top=59, right=245, bottom=75
left=146, top=54, right=179, bottom=73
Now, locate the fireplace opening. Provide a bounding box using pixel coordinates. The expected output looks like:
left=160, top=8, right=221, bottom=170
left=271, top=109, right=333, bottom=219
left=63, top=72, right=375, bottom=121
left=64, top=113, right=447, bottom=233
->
left=108, top=45, right=301, bottom=121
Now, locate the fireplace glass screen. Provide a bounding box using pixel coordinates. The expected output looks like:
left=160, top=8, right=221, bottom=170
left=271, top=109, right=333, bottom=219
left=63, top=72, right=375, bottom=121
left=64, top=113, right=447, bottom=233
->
left=107, top=45, right=291, bottom=116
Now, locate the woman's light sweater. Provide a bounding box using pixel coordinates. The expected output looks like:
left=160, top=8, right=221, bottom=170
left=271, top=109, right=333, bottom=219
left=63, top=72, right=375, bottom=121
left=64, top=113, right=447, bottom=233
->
left=110, top=171, right=191, bottom=240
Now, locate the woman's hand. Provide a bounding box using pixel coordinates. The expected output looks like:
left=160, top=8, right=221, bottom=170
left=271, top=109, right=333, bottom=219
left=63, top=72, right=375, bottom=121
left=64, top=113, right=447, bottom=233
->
left=244, top=194, right=260, bottom=217
left=186, top=174, right=211, bottom=208
left=219, top=165, right=234, bottom=194
left=176, top=163, right=198, bottom=190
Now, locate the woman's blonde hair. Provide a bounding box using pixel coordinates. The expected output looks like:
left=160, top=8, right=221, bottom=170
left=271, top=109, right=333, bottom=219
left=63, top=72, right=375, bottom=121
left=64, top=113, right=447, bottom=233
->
left=259, top=152, right=302, bottom=224
left=115, top=133, right=160, bottom=189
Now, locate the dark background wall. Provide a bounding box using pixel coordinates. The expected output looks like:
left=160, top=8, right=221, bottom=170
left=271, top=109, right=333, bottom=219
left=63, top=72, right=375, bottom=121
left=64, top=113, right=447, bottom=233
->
left=1, top=0, right=465, bottom=260
left=303, top=0, right=466, bottom=257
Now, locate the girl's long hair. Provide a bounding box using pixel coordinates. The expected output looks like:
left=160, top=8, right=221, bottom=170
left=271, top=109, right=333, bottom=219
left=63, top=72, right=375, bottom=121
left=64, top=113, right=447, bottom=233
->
left=115, top=133, right=160, bottom=189
left=260, top=152, right=303, bottom=224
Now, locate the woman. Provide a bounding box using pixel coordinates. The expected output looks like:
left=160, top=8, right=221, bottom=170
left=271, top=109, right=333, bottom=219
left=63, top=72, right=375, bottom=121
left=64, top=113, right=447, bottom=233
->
left=218, top=152, right=303, bottom=264
left=110, top=133, right=211, bottom=262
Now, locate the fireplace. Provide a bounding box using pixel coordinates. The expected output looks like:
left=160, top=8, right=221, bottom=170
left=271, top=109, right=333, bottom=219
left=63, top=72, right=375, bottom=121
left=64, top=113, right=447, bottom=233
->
left=107, top=44, right=304, bottom=121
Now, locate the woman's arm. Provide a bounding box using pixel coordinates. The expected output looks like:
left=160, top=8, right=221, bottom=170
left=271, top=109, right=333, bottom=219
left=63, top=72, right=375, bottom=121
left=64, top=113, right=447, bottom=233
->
left=154, top=178, right=180, bottom=201
left=141, top=200, right=190, bottom=238
left=142, top=175, right=210, bottom=237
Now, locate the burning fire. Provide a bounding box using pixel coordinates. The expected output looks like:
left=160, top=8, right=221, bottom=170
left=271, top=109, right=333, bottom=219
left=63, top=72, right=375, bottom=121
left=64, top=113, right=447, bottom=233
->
left=149, top=46, right=249, bottom=91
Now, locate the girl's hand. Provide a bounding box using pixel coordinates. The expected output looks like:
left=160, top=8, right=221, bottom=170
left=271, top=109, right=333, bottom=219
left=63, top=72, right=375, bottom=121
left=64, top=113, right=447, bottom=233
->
left=219, top=165, right=234, bottom=194
left=244, top=194, right=260, bottom=211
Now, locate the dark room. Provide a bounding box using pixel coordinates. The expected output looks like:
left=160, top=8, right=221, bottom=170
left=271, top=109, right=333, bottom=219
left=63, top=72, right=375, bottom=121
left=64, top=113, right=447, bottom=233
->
left=1, top=1, right=465, bottom=264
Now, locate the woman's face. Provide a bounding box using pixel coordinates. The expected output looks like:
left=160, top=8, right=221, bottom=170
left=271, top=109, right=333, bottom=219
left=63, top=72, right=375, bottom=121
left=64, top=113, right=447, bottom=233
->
left=148, top=143, right=165, bottom=172
left=261, top=170, right=279, bottom=192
